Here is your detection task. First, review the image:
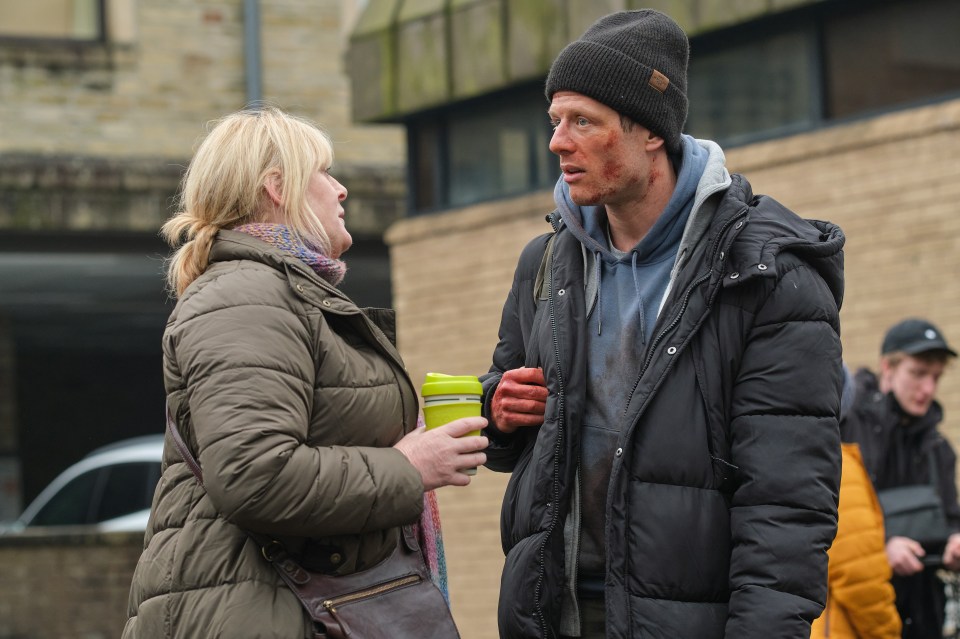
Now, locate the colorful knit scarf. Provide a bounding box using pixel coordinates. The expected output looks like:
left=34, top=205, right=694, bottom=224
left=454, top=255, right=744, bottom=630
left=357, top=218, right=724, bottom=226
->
left=234, top=223, right=346, bottom=285
left=412, top=413, right=451, bottom=602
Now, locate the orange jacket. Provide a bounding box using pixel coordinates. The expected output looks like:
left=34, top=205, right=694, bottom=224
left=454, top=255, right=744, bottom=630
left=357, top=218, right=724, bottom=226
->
left=811, top=443, right=901, bottom=638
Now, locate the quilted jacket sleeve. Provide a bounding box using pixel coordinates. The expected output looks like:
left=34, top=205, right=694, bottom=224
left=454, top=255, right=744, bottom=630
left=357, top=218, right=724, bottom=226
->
left=724, top=255, right=843, bottom=638
left=167, top=263, right=424, bottom=538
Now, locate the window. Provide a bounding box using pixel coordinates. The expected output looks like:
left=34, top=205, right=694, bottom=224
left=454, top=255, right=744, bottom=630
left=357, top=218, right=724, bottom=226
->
left=30, top=468, right=99, bottom=526
left=824, top=0, right=960, bottom=119
left=411, top=120, right=443, bottom=212
left=408, top=86, right=558, bottom=214
left=447, top=100, right=555, bottom=208
left=94, top=461, right=160, bottom=522
left=687, top=28, right=819, bottom=144
left=26, top=461, right=160, bottom=527
left=0, top=0, right=103, bottom=41
left=687, top=0, right=960, bottom=144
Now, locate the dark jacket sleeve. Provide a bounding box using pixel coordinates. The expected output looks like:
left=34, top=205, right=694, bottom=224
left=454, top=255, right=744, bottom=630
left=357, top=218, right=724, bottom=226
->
left=935, top=438, right=960, bottom=532
left=480, top=233, right=552, bottom=472
left=724, top=255, right=843, bottom=638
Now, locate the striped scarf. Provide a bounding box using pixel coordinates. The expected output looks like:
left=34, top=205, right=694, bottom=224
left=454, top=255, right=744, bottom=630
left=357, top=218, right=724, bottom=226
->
left=413, top=413, right=451, bottom=602
left=234, top=223, right=346, bottom=285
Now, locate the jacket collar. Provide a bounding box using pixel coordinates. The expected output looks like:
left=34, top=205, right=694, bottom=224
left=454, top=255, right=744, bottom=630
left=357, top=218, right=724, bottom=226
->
left=210, top=229, right=352, bottom=302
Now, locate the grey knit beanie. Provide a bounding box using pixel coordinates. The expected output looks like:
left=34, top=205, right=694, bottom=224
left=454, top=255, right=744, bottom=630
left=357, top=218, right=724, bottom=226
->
left=546, top=10, right=689, bottom=155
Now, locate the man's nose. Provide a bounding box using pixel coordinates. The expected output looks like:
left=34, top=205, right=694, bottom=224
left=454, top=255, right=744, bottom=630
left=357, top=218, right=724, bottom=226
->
left=549, top=124, right=572, bottom=155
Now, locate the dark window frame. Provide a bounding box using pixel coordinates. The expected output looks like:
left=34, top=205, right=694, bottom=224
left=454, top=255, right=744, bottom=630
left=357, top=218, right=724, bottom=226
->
left=0, top=0, right=107, bottom=45
left=0, top=0, right=113, bottom=73
left=405, top=84, right=559, bottom=216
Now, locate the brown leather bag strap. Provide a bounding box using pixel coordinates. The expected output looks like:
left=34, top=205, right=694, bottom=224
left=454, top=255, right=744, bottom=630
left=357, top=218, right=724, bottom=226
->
left=165, top=402, right=204, bottom=487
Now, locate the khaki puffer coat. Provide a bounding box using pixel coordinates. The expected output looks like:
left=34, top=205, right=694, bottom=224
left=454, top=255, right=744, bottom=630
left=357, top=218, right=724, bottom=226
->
left=810, top=443, right=901, bottom=639
left=123, top=231, right=424, bottom=639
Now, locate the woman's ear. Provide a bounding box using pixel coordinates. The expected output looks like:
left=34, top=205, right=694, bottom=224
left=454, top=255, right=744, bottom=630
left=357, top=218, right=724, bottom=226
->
left=263, top=171, right=284, bottom=208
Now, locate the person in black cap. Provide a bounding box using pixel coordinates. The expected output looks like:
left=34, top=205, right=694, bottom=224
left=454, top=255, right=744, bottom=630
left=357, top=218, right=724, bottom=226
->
left=479, top=8, right=846, bottom=639
left=843, top=318, right=960, bottom=639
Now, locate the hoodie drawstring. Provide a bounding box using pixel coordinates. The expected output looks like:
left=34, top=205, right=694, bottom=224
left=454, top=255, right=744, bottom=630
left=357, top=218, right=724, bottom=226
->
left=596, top=250, right=647, bottom=343
left=631, top=252, right=646, bottom=346
left=595, top=251, right=602, bottom=335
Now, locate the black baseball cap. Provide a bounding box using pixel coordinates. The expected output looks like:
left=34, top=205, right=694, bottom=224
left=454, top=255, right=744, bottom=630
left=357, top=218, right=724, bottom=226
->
left=881, top=318, right=957, bottom=357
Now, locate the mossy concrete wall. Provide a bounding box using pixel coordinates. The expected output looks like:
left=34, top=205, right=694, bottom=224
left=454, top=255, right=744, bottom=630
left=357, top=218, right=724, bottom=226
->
left=348, top=0, right=828, bottom=120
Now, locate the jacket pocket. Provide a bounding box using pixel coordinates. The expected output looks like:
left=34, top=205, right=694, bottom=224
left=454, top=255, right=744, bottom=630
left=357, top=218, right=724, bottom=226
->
left=500, top=439, right=535, bottom=555
left=692, top=350, right=738, bottom=494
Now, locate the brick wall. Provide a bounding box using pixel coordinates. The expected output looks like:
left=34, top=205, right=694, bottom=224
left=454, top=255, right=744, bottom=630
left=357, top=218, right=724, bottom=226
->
left=386, top=97, right=960, bottom=638
left=0, top=531, right=143, bottom=639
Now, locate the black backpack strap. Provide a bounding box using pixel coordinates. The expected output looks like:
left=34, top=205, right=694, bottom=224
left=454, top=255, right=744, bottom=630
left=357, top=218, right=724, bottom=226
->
left=533, top=232, right=556, bottom=306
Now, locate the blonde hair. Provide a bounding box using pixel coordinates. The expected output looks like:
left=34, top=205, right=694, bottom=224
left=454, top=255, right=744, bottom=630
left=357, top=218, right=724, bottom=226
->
left=162, top=106, right=336, bottom=296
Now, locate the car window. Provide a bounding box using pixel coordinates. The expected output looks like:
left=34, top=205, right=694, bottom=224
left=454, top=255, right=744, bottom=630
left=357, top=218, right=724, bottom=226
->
left=30, top=468, right=101, bottom=526
left=93, top=462, right=161, bottom=523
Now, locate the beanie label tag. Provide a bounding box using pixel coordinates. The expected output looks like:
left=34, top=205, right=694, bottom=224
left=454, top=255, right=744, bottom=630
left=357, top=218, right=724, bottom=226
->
left=648, top=70, right=670, bottom=94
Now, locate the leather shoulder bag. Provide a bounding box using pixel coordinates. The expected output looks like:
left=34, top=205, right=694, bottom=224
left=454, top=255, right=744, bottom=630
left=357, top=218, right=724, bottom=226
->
left=877, top=449, right=952, bottom=552
left=165, top=407, right=460, bottom=639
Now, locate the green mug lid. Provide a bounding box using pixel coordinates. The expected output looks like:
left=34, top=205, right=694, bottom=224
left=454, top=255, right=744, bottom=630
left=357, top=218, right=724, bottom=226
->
left=421, top=372, right=482, bottom=397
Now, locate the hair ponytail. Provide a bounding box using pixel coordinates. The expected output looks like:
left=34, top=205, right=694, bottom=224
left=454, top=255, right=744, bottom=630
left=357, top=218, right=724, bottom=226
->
left=162, top=217, right=220, bottom=296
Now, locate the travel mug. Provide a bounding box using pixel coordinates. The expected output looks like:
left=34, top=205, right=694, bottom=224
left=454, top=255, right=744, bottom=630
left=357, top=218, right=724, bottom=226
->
left=421, top=373, right=483, bottom=475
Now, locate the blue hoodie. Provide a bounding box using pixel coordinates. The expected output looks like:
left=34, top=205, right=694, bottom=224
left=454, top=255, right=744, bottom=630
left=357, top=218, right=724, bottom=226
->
left=555, top=135, right=709, bottom=592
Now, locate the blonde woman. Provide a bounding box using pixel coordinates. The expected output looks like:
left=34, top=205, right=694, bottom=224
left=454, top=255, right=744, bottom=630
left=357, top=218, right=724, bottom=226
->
left=123, top=107, right=486, bottom=638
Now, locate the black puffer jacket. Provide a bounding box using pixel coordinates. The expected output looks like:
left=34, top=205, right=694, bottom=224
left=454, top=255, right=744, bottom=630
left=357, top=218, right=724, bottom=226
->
left=843, top=368, right=960, bottom=513
left=482, top=173, right=844, bottom=639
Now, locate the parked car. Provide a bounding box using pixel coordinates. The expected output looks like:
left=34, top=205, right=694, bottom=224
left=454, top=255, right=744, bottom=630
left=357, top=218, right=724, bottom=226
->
left=2, top=434, right=163, bottom=534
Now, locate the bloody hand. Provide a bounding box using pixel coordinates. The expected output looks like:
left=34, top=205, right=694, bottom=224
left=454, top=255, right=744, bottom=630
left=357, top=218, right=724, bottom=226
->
left=490, top=367, right=549, bottom=434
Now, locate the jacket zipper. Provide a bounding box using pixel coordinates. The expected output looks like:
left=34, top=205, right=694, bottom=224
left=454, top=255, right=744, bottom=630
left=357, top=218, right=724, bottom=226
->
left=322, top=574, right=422, bottom=636
left=535, top=246, right=567, bottom=639
left=620, top=207, right=748, bottom=423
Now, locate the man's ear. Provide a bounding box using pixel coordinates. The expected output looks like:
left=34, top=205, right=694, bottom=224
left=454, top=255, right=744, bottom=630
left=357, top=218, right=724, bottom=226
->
left=263, top=171, right=284, bottom=207
left=879, top=356, right=896, bottom=391
left=880, top=356, right=893, bottom=375
left=645, top=133, right=666, bottom=153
